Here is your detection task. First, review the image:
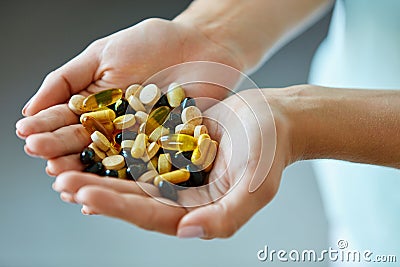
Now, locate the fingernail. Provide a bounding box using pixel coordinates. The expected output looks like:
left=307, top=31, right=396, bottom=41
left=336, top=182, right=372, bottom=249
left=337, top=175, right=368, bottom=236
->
left=177, top=226, right=204, bottom=239
left=22, top=99, right=32, bottom=116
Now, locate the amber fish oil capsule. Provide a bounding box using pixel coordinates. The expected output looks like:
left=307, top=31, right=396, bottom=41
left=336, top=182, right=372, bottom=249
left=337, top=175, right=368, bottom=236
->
left=158, top=134, right=197, bottom=151
left=80, top=108, right=116, bottom=123
left=83, top=88, right=123, bottom=111
left=82, top=116, right=113, bottom=141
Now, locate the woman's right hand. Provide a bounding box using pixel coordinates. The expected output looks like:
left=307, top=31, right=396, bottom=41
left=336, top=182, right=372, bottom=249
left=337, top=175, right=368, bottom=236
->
left=15, top=18, right=243, bottom=165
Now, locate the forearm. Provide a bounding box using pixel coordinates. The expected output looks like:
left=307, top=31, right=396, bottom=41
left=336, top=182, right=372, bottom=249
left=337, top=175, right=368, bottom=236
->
left=288, top=86, right=400, bottom=169
left=175, top=0, right=333, bottom=73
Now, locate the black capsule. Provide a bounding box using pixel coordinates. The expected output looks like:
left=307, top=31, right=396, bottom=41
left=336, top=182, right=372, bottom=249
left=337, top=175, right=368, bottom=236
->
left=104, top=169, right=119, bottom=178
left=186, top=164, right=207, bottom=187
left=158, top=180, right=178, bottom=201
left=153, top=94, right=170, bottom=109
left=80, top=147, right=95, bottom=165
left=127, top=163, right=147, bottom=181
left=84, top=162, right=104, bottom=175
left=110, top=98, right=130, bottom=117
left=114, top=132, right=123, bottom=145
left=172, top=151, right=192, bottom=169
left=176, top=180, right=191, bottom=189
left=122, top=131, right=138, bottom=141
left=180, top=97, right=196, bottom=110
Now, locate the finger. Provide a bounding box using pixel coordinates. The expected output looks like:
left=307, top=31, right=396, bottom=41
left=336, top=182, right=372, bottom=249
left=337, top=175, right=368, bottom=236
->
left=60, top=192, right=75, bottom=203
left=23, top=42, right=101, bottom=116
left=75, top=185, right=187, bottom=235
left=53, top=170, right=159, bottom=197
left=47, top=154, right=83, bottom=176
left=177, top=176, right=277, bottom=239
left=16, top=104, right=78, bottom=139
left=81, top=205, right=98, bottom=215
left=25, top=124, right=90, bottom=159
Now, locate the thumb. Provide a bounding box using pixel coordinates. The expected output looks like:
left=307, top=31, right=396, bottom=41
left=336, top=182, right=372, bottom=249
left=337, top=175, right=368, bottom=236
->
left=23, top=41, right=102, bottom=116
left=176, top=185, right=264, bottom=239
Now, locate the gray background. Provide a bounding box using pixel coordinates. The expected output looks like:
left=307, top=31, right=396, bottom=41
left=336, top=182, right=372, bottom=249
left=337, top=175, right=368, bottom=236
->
left=0, top=1, right=331, bottom=266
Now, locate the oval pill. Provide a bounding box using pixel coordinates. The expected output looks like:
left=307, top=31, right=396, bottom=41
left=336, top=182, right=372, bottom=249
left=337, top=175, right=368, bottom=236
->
left=82, top=116, right=113, bottom=141
left=113, top=114, right=136, bottom=130
left=128, top=95, right=146, bottom=113
left=137, top=170, right=158, bottom=183
left=80, top=108, right=116, bottom=123
left=145, top=106, right=171, bottom=135
left=91, top=131, right=111, bottom=152
left=88, top=143, right=106, bottom=161
left=68, top=95, right=86, bottom=115
left=194, top=125, right=208, bottom=139
left=167, top=83, right=186, bottom=108
left=134, top=111, right=148, bottom=125
left=158, top=134, right=197, bottom=151
left=149, top=125, right=170, bottom=142
left=131, top=133, right=147, bottom=158
left=175, top=123, right=195, bottom=135
left=154, top=169, right=190, bottom=185
left=102, top=155, right=125, bottom=170
left=83, top=88, right=123, bottom=111
left=158, top=153, right=172, bottom=174
left=139, top=84, right=161, bottom=106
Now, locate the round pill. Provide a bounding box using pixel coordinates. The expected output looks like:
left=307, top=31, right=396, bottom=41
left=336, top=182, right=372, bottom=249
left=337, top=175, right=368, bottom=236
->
left=80, top=147, right=95, bottom=165
left=104, top=169, right=119, bottom=178
left=139, top=84, right=161, bottom=106
left=102, top=155, right=125, bottom=170
left=125, top=84, right=142, bottom=99
left=158, top=180, right=178, bottom=201
left=181, top=106, right=202, bottom=126
left=91, top=131, right=111, bottom=152
left=113, top=114, right=136, bottom=130
left=137, top=170, right=159, bottom=183
left=68, top=94, right=86, bottom=115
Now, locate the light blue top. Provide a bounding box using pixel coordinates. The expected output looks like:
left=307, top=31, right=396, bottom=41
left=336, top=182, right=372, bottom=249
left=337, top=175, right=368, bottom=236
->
left=308, top=0, right=400, bottom=263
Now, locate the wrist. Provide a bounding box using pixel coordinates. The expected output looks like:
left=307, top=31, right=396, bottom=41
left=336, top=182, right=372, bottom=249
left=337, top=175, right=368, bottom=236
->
left=174, top=0, right=271, bottom=73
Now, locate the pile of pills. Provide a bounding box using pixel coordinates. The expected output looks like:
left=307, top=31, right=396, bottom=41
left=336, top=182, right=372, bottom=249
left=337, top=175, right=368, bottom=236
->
left=68, top=83, right=218, bottom=201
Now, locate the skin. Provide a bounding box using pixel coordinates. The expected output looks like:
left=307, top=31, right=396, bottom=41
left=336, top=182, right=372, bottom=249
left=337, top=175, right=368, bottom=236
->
left=15, top=0, right=400, bottom=239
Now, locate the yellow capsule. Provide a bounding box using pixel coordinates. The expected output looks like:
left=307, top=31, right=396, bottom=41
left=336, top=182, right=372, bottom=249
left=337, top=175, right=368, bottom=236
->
left=83, top=88, right=123, bottom=111
left=80, top=108, right=116, bottom=123
left=131, top=133, right=148, bottom=158
left=81, top=116, right=113, bottom=141
left=145, top=106, right=170, bottom=135
left=153, top=169, right=190, bottom=186
left=157, top=134, right=197, bottom=151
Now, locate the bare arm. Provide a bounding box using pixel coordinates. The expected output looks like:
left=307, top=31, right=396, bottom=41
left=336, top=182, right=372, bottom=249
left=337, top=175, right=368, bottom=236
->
left=175, top=0, right=333, bottom=73
left=285, top=86, right=400, bottom=169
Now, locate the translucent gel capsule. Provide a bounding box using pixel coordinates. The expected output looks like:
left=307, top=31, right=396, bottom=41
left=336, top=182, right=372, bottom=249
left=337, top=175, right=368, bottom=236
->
left=145, top=106, right=170, bottom=135
left=81, top=116, right=113, bottom=141
left=83, top=88, right=123, bottom=111
left=157, top=134, right=197, bottom=151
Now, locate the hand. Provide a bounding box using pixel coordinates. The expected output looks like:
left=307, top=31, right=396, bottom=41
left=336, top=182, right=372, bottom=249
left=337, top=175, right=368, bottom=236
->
left=16, top=18, right=243, bottom=161
left=51, top=88, right=297, bottom=239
